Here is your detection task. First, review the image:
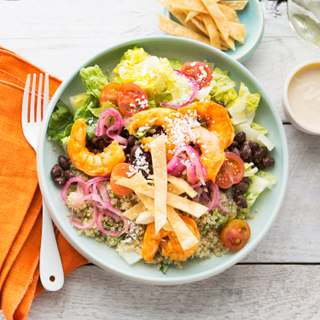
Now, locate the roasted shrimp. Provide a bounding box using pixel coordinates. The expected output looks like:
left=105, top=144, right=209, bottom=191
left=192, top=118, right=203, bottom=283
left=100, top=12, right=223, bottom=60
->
left=180, top=101, right=234, bottom=150
left=68, top=118, right=126, bottom=177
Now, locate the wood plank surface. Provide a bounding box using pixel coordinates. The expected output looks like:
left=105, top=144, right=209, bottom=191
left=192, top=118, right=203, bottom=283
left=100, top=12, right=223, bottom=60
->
left=4, top=264, right=318, bottom=320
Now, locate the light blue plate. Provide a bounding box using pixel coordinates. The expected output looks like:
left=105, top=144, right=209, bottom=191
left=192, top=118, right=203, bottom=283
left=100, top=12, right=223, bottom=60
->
left=37, top=36, right=288, bottom=285
left=165, top=0, right=264, bottom=63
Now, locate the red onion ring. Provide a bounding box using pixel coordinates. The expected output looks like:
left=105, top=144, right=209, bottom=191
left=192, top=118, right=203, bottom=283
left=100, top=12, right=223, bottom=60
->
left=61, top=177, right=87, bottom=202
left=160, top=70, right=198, bottom=109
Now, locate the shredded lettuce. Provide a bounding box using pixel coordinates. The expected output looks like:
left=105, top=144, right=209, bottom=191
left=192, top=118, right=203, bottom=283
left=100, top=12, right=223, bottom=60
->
left=244, top=170, right=277, bottom=208
left=60, top=136, right=70, bottom=155
left=69, top=92, right=90, bottom=115
left=244, top=162, right=258, bottom=177
left=169, top=59, right=182, bottom=70
left=80, top=65, right=109, bottom=99
left=251, top=122, right=268, bottom=135
left=210, top=68, right=238, bottom=104
left=47, top=100, right=74, bottom=141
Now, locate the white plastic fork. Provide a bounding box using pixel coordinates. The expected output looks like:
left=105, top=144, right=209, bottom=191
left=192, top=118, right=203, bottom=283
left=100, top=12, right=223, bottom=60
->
left=22, top=74, right=64, bottom=291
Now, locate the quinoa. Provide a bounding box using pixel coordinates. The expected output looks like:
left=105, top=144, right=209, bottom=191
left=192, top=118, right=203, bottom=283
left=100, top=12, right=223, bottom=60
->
left=65, top=168, right=253, bottom=272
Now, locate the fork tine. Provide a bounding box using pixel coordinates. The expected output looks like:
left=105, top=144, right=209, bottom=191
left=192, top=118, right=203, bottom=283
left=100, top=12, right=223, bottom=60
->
left=44, top=73, right=49, bottom=113
left=36, top=73, right=43, bottom=122
left=22, top=74, right=31, bottom=124
left=30, top=74, right=36, bottom=124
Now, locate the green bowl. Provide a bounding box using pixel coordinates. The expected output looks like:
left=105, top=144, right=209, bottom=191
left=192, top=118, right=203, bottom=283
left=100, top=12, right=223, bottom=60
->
left=165, top=0, right=265, bottom=63
left=37, top=36, right=288, bottom=285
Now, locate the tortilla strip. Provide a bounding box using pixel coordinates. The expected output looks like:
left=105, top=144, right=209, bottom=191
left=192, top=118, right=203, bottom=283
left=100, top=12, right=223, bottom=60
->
left=158, top=13, right=211, bottom=45
left=220, top=1, right=248, bottom=10
left=150, top=135, right=167, bottom=233
left=190, top=16, right=209, bottom=36
left=185, top=11, right=199, bottom=22
left=136, top=210, right=154, bottom=224
left=166, top=175, right=198, bottom=198
left=116, top=175, right=208, bottom=218
left=123, top=201, right=146, bottom=220
left=201, top=13, right=221, bottom=49
left=167, top=207, right=199, bottom=251
left=169, top=0, right=208, bottom=13
left=229, top=22, right=246, bottom=44
left=217, top=4, right=240, bottom=23
left=219, top=32, right=235, bottom=50
left=201, top=0, right=230, bottom=40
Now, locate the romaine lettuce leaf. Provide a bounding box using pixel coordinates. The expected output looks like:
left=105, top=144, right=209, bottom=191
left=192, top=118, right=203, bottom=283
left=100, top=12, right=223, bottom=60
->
left=47, top=100, right=74, bottom=141
left=169, top=59, right=182, bottom=70
left=80, top=65, right=109, bottom=99
left=69, top=92, right=90, bottom=115
left=243, top=162, right=258, bottom=177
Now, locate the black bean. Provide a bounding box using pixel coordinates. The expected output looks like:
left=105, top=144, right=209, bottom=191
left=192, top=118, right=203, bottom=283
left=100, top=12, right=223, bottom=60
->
left=257, top=162, right=266, bottom=170
left=233, top=194, right=248, bottom=208
left=142, top=151, right=152, bottom=163
left=127, top=135, right=138, bottom=149
left=233, top=182, right=249, bottom=193
left=255, top=146, right=268, bottom=161
left=98, top=139, right=109, bottom=150
left=120, top=127, right=130, bottom=139
left=230, top=140, right=239, bottom=148
left=243, top=140, right=253, bottom=148
left=51, top=164, right=62, bottom=178
left=64, top=170, right=75, bottom=180
left=241, top=177, right=252, bottom=185
left=234, top=132, right=246, bottom=145
left=251, top=142, right=259, bottom=153
left=247, top=155, right=255, bottom=163
left=229, top=147, right=241, bottom=158
left=54, top=176, right=67, bottom=186
left=58, top=155, right=70, bottom=170
left=263, top=157, right=275, bottom=167
left=240, top=144, right=251, bottom=160
left=129, top=145, right=140, bottom=163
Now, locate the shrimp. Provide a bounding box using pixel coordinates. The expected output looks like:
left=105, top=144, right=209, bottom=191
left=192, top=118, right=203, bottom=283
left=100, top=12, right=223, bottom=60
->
left=179, top=101, right=234, bottom=150
left=192, top=126, right=226, bottom=183
left=68, top=118, right=126, bottom=177
left=160, top=215, right=200, bottom=262
left=128, top=108, right=191, bottom=160
left=141, top=215, right=200, bottom=262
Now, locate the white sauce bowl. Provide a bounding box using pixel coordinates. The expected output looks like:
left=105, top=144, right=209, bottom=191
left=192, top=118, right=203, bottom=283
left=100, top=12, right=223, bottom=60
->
left=282, top=60, right=320, bottom=135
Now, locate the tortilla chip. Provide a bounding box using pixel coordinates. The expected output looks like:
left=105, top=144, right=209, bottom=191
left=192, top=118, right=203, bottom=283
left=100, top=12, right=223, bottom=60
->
left=167, top=207, right=199, bottom=251
left=170, top=0, right=208, bottom=13
left=229, top=22, right=246, bottom=44
left=217, top=4, right=240, bottom=23
left=150, top=135, right=167, bottom=233
left=219, top=31, right=235, bottom=51
left=158, top=13, right=211, bottom=45
left=190, top=16, right=209, bottom=36
left=116, top=174, right=208, bottom=218
left=201, top=0, right=230, bottom=39
left=220, top=1, right=248, bottom=10
left=136, top=211, right=154, bottom=224
left=166, top=175, right=198, bottom=198
left=185, top=11, right=199, bottom=22
left=201, top=13, right=221, bottom=49
left=123, top=201, right=146, bottom=221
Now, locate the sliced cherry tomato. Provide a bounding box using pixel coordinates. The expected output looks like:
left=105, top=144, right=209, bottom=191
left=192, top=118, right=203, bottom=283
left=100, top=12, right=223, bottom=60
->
left=110, top=163, right=135, bottom=195
left=100, top=82, right=121, bottom=106
left=216, top=152, right=245, bottom=189
left=180, top=61, right=213, bottom=89
left=117, top=83, right=148, bottom=117
left=220, top=219, right=251, bottom=250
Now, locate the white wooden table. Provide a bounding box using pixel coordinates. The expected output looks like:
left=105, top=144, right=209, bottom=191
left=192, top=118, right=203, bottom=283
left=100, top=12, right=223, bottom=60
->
left=1, top=0, right=320, bottom=319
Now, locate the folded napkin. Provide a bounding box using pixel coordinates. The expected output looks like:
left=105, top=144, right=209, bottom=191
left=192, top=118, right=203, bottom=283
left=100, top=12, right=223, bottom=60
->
left=0, top=46, right=88, bottom=320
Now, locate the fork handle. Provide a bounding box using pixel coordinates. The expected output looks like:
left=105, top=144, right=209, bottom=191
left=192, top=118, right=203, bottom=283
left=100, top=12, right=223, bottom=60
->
left=40, top=203, right=64, bottom=291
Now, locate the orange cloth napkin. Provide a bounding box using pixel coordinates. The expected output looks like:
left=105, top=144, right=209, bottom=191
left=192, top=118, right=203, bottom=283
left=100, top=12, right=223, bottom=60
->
left=0, top=46, right=88, bottom=320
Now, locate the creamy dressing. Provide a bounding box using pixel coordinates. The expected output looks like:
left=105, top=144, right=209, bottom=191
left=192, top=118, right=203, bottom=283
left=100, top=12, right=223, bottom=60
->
left=288, top=65, right=320, bottom=131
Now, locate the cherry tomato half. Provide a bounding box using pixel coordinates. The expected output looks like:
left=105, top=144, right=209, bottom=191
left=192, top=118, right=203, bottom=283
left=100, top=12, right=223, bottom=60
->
left=220, top=219, right=251, bottom=250
left=180, top=61, right=213, bottom=89
left=117, top=83, right=148, bottom=117
left=100, top=82, right=121, bottom=106
left=216, top=152, right=245, bottom=189
left=110, top=163, right=135, bottom=195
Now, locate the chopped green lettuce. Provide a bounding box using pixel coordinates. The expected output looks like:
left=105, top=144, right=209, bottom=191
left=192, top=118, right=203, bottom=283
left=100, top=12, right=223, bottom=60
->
left=169, top=59, right=182, bottom=70
left=210, top=68, right=238, bottom=104
left=47, top=100, right=74, bottom=141
left=80, top=65, right=109, bottom=99
left=69, top=92, right=90, bottom=115
left=60, top=136, right=70, bottom=155
left=243, top=162, right=258, bottom=177
left=244, top=170, right=277, bottom=208
left=251, top=122, right=268, bottom=135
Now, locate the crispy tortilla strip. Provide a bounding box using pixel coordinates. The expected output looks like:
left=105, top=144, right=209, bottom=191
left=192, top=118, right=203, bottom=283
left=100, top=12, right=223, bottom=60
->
left=123, top=201, right=146, bottom=221
left=116, top=176, right=208, bottom=218
left=185, top=11, right=199, bottom=22
left=158, top=13, right=211, bottom=45
left=201, top=13, right=221, bottom=49
left=221, top=45, right=229, bottom=51
left=150, top=135, right=167, bottom=233
left=190, top=16, right=209, bottom=36
left=219, top=31, right=235, bottom=50
left=167, top=175, right=198, bottom=198
left=220, top=1, right=248, bottom=10
left=218, top=4, right=240, bottom=23
left=136, top=211, right=154, bottom=224
left=170, top=0, right=208, bottom=13
left=167, top=207, right=199, bottom=251
left=229, top=22, right=245, bottom=44
left=201, top=0, right=230, bottom=39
